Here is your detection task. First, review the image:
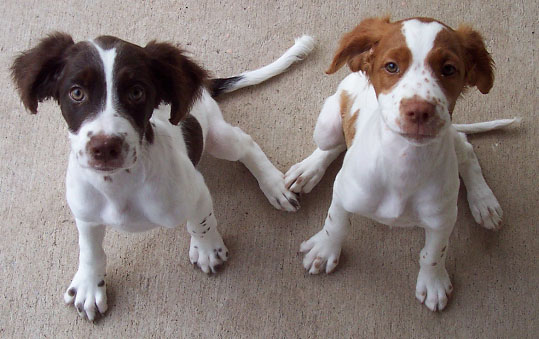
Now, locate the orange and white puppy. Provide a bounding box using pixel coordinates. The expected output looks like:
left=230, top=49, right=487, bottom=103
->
left=285, top=17, right=518, bottom=311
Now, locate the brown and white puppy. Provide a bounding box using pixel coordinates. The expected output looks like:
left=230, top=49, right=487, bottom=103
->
left=11, top=33, right=314, bottom=320
left=285, top=17, right=517, bottom=311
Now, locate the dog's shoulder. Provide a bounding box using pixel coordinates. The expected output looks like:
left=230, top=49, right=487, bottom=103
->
left=180, top=115, right=204, bottom=166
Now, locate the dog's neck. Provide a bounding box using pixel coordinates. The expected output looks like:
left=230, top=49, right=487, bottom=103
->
left=373, top=111, right=455, bottom=190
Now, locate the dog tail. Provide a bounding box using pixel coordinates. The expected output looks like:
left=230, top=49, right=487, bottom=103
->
left=209, top=35, right=315, bottom=97
left=453, top=118, right=521, bottom=134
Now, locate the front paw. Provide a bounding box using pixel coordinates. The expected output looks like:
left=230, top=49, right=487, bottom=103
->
left=285, top=157, right=327, bottom=194
left=415, top=267, right=453, bottom=312
left=467, top=186, right=503, bottom=230
left=64, top=269, right=107, bottom=321
left=259, top=170, right=300, bottom=212
left=300, top=229, right=342, bottom=274
left=189, top=231, right=229, bottom=274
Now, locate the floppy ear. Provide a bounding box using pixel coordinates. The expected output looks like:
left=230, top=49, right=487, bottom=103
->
left=456, top=25, right=495, bottom=94
left=326, top=16, right=391, bottom=74
left=145, top=42, right=208, bottom=125
left=11, top=32, right=74, bottom=113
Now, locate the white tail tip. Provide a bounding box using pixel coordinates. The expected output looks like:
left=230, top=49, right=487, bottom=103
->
left=291, top=35, right=316, bottom=59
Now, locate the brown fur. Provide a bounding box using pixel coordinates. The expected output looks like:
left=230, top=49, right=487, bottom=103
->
left=181, top=115, right=204, bottom=166
left=339, top=91, right=359, bottom=148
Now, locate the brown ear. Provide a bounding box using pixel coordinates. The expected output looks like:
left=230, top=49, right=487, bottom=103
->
left=456, top=25, right=495, bottom=94
left=11, top=32, right=74, bottom=113
left=145, top=41, right=208, bottom=125
left=326, top=16, right=391, bottom=74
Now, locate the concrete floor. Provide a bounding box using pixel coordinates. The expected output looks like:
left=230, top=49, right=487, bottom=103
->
left=0, top=0, right=537, bottom=338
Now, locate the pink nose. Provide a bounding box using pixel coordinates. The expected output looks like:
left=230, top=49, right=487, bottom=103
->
left=400, top=98, right=436, bottom=124
left=87, top=135, right=124, bottom=163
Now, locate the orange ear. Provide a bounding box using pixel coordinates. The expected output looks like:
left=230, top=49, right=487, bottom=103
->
left=326, top=16, right=391, bottom=74
left=456, top=25, right=495, bottom=94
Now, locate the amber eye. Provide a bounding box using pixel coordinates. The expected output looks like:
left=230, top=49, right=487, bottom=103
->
left=384, top=62, right=399, bottom=74
left=129, top=85, right=145, bottom=102
left=441, top=64, right=457, bottom=77
left=69, top=87, right=86, bottom=102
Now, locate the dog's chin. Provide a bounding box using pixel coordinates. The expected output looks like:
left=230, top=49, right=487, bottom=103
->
left=399, top=132, right=438, bottom=146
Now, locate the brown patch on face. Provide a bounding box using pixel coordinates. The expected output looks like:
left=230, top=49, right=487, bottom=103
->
left=339, top=91, right=359, bottom=148
left=426, top=28, right=468, bottom=114
left=325, top=17, right=414, bottom=96
left=181, top=115, right=203, bottom=166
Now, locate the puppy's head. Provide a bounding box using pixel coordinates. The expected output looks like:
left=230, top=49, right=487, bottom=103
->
left=326, top=17, right=494, bottom=145
left=11, top=33, right=207, bottom=172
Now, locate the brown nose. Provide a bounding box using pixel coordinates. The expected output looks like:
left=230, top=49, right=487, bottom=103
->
left=87, top=135, right=124, bottom=162
left=400, top=98, right=436, bottom=124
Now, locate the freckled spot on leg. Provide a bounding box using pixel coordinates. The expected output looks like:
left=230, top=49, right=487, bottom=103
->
left=325, top=229, right=329, bottom=236
left=314, top=258, right=322, bottom=269
left=67, top=288, right=76, bottom=297
left=441, top=246, right=446, bottom=252
left=78, top=150, right=83, bottom=156
left=97, top=280, right=105, bottom=287
left=194, top=246, right=198, bottom=249
left=432, top=262, right=437, bottom=266
left=87, top=131, right=93, bottom=137
left=328, top=213, right=332, bottom=221
left=125, top=169, right=130, bottom=174
left=333, top=259, right=338, bottom=264
left=218, top=248, right=222, bottom=252
left=104, top=176, right=112, bottom=182
left=421, top=291, right=426, bottom=296
left=424, top=78, right=429, bottom=83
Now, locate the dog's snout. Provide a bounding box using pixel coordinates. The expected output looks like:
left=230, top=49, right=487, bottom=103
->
left=401, top=98, right=436, bottom=124
left=85, top=134, right=127, bottom=171
left=88, top=135, right=124, bottom=161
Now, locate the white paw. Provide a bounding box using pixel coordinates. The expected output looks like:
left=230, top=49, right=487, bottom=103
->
left=189, top=230, right=229, bottom=274
left=64, top=269, right=107, bottom=321
left=285, top=157, right=327, bottom=194
left=467, top=186, right=503, bottom=230
left=415, top=267, right=453, bottom=312
left=300, top=229, right=342, bottom=274
left=259, top=170, right=300, bottom=212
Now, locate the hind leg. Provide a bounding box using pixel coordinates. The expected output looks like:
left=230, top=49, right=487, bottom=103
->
left=206, top=118, right=299, bottom=212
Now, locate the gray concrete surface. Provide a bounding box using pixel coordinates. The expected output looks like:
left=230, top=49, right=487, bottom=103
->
left=0, top=0, right=537, bottom=338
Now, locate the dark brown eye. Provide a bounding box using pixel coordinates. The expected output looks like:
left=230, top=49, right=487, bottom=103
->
left=69, top=87, right=86, bottom=102
left=129, top=85, right=145, bottom=102
left=441, top=64, right=457, bottom=77
left=385, top=62, right=399, bottom=74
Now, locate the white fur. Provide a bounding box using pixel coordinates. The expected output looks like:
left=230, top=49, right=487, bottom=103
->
left=64, top=37, right=313, bottom=320
left=217, top=35, right=315, bottom=93
left=286, top=20, right=515, bottom=312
